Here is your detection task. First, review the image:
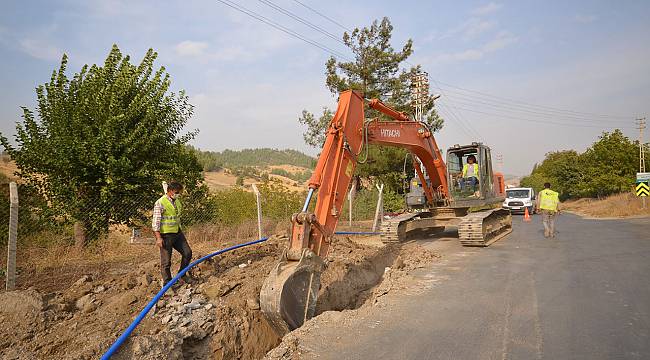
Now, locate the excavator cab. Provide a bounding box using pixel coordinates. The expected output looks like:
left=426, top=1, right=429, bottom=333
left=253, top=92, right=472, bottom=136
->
left=446, top=143, right=502, bottom=205
left=406, top=143, right=504, bottom=209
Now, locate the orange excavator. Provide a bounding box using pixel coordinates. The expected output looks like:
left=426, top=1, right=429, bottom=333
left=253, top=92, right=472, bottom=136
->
left=260, top=90, right=512, bottom=334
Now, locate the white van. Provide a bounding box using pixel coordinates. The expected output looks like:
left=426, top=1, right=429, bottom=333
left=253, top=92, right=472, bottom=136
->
left=502, top=187, right=536, bottom=214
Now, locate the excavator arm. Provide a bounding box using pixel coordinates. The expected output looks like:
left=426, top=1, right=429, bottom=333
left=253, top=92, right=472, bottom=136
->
left=260, top=90, right=449, bottom=334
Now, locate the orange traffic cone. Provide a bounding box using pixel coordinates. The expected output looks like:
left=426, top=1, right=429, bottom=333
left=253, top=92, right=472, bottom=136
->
left=524, top=207, right=531, bottom=222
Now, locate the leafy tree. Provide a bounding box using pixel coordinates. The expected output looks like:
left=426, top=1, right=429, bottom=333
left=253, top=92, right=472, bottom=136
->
left=298, top=108, right=333, bottom=148
left=299, top=17, right=443, bottom=193
left=579, top=130, right=638, bottom=197
left=0, top=45, right=203, bottom=246
left=520, top=130, right=639, bottom=199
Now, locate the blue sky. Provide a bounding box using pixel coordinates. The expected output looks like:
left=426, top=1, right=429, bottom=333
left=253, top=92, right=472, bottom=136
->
left=1, top=0, right=649, bottom=175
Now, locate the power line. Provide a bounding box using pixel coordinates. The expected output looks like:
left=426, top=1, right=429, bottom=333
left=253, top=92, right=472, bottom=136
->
left=435, top=80, right=633, bottom=120
left=260, top=1, right=634, bottom=126
left=448, top=104, right=635, bottom=129
left=443, top=95, right=632, bottom=125
left=250, top=0, right=481, bottom=142
left=429, top=77, right=483, bottom=141
left=437, top=85, right=631, bottom=123
left=257, top=0, right=345, bottom=45
left=438, top=102, right=482, bottom=140
left=215, top=0, right=351, bottom=61
left=290, top=0, right=352, bottom=32
left=217, top=0, right=639, bottom=134
left=437, top=103, right=476, bottom=140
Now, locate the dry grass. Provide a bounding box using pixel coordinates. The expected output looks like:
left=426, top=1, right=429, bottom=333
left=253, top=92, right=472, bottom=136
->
left=203, top=168, right=306, bottom=193
left=203, top=169, right=257, bottom=191
left=563, top=192, right=650, bottom=218
left=0, top=158, right=19, bottom=180
left=267, top=164, right=311, bottom=173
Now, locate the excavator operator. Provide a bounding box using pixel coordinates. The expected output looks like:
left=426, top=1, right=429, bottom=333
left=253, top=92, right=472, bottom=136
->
left=460, top=155, right=479, bottom=196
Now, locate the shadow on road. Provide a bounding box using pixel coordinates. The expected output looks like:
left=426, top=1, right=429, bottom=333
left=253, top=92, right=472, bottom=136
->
left=407, top=227, right=459, bottom=244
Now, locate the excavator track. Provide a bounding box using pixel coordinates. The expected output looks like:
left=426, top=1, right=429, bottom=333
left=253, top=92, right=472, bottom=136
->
left=458, top=208, right=512, bottom=247
left=379, top=212, right=419, bottom=243
left=380, top=208, right=512, bottom=246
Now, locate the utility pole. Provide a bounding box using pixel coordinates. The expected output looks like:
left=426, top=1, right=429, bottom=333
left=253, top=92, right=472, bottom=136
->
left=636, top=118, right=647, bottom=209
left=411, top=71, right=429, bottom=123
left=637, top=118, right=646, bottom=173
left=496, top=154, right=504, bottom=173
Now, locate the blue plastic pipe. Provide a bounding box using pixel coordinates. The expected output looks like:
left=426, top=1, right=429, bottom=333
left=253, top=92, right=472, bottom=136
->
left=334, top=231, right=380, bottom=235
left=101, top=237, right=268, bottom=360
left=102, top=230, right=378, bottom=358
left=302, top=188, right=314, bottom=212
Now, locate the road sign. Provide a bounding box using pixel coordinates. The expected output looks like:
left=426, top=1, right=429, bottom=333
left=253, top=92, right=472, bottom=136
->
left=638, top=172, right=650, bottom=181
left=636, top=181, right=649, bottom=197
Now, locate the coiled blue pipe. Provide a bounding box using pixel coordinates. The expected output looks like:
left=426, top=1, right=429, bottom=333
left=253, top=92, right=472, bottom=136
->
left=101, top=237, right=268, bottom=359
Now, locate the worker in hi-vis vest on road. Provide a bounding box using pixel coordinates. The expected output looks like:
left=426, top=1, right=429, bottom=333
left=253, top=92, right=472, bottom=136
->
left=536, top=182, right=561, bottom=238
left=460, top=154, right=479, bottom=196
left=152, top=181, right=193, bottom=286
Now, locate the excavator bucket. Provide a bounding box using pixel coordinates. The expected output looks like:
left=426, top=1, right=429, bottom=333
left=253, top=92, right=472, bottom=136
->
left=260, top=249, right=324, bottom=335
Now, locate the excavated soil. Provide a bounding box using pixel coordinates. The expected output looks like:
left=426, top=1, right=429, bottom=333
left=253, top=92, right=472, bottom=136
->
left=0, top=233, right=438, bottom=359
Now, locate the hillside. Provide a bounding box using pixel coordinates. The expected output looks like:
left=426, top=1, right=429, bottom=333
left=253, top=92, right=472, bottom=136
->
left=0, top=154, right=310, bottom=194
left=191, top=148, right=315, bottom=171
left=203, top=169, right=306, bottom=192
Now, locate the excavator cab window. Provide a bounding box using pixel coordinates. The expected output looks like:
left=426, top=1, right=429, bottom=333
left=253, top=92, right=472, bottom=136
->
left=446, top=148, right=481, bottom=199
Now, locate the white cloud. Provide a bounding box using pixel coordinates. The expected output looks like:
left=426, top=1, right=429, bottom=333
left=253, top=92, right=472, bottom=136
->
left=210, top=46, right=248, bottom=61
left=174, top=40, right=209, bottom=57
left=19, top=38, right=63, bottom=61
left=463, top=18, right=498, bottom=39
left=436, top=17, right=498, bottom=42
left=429, top=31, right=518, bottom=64
left=575, top=14, right=598, bottom=24
left=471, top=2, right=503, bottom=16
left=483, top=31, right=518, bottom=52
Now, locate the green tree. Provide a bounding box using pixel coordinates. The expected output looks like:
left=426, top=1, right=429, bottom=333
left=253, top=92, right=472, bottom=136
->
left=0, top=45, right=203, bottom=246
left=579, top=130, right=638, bottom=197
left=298, top=108, right=333, bottom=148
left=298, top=17, right=443, bottom=193
left=520, top=130, right=639, bottom=199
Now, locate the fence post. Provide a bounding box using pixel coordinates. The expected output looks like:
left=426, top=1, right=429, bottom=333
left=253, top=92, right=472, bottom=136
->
left=348, top=181, right=356, bottom=227
left=252, top=184, right=262, bottom=239
left=6, top=182, right=18, bottom=291
left=373, top=183, right=384, bottom=232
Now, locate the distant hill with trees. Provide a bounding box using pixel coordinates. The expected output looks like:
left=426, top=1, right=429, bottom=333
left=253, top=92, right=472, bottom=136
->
left=191, top=147, right=315, bottom=172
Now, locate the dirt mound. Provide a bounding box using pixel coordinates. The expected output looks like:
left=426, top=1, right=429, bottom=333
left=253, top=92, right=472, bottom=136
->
left=0, top=234, right=438, bottom=359
left=0, top=235, right=286, bottom=359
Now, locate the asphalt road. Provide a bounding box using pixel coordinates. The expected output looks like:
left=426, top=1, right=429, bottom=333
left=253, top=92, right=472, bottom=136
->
left=297, top=214, right=650, bottom=360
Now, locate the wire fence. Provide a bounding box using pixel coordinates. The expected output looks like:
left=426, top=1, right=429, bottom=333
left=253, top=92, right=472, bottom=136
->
left=0, top=180, right=386, bottom=250
left=0, top=183, right=303, bottom=247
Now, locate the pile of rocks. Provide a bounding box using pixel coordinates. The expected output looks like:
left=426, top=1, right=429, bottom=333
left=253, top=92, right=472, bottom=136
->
left=153, top=286, right=216, bottom=340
